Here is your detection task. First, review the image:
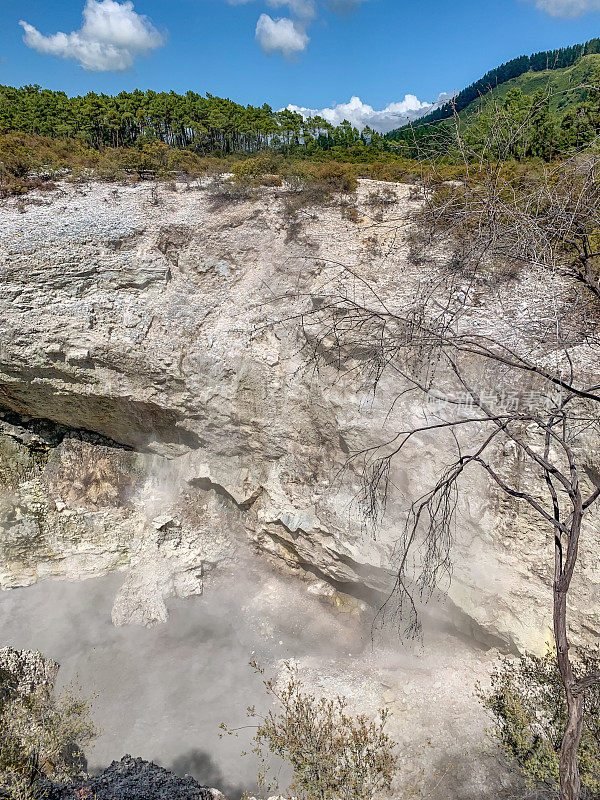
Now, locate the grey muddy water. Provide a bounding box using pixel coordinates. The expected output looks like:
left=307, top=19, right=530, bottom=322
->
left=0, top=561, right=509, bottom=799
left=0, top=563, right=365, bottom=795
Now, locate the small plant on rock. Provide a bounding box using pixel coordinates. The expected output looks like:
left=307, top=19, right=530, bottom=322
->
left=222, top=661, right=398, bottom=800
left=0, top=666, right=97, bottom=800
left=340, top=204, right=361, bottom=224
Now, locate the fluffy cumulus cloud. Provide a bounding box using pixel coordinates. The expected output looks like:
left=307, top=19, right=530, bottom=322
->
left=286, top=92, right=454, bottom=133
left=525, top=0, right=600, bottom=14
left=19, top=0, right=164, bottom=72
left=255, top=14, right=309, bottom=57
left=221, top=0, right=368, bottom=57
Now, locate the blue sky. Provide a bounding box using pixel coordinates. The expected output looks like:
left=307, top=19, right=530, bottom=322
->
left=2, top=0, right=600, bottom=130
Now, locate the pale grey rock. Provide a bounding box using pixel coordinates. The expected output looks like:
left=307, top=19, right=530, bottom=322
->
left=0, top=179, right=598, bottom=653
left=0, top=646, right=58, bottom=696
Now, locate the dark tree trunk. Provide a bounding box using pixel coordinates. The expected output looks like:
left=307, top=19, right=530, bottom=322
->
left=558, top=686, right=584, bottom=800
left=554, top=513, right=584, bottom=800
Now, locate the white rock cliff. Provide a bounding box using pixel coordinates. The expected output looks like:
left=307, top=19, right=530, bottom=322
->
left=0, top=177, right=598, bottom=654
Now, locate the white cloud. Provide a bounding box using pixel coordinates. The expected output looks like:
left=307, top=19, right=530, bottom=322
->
left=222, top=0, right=316, bottom=15
left=255, top=14, right=309, bottom=57
left=223, top=0, right=360, bottom=12
left=19, top=0, right=164, bottom=72
left=221, top=0, right=367, bottom=56
left=525, top=0, right=600, bottom=13
left=286, top=93, right=453, bottom=133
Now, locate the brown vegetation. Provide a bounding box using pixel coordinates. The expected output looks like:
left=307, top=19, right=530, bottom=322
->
left=0, top=130, right=483, bottom=199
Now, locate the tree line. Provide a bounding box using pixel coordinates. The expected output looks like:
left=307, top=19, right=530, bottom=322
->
left=0, top=85, right=388, bottom=156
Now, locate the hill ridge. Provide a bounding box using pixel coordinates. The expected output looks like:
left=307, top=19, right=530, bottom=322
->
left=387, top=36, right=600, bottom=136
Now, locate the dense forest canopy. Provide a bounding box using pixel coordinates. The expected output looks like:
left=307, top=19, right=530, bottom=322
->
left=0, top=85, right=390, bottom=155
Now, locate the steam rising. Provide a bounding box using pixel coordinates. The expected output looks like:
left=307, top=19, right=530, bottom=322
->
left=0, top=564, right=366, bottom=794
left=0, top=556, right=510, bottom=798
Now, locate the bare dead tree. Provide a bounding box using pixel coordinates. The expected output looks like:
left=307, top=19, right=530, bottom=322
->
left=280, top=112, right=600, bottom=800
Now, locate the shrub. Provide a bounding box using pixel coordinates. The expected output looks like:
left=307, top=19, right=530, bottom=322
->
left=206, top=175, right=256, bottom=209
left=0, top=132, right=236, bottom=196
left=289, top=161, right=358, bottom=194
left=259, top=174, right=283, bottom=187
left=366, top=188, right=397, bottom=207
left=231, top=154, right=284, bottom=180
left=0, top=665, right=97, bottom=800
left=478, top=650, right=600, bottom=798
left=341, top=204, right=361, bottom=223
left=222, top=661, right=399, bottom=800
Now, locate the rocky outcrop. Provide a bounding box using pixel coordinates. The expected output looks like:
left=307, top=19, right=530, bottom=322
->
left=45, top=755, right=227, bottom=800
left=0, top=179, right=598, bottom=652
left=0, top=646, right=58, bottom=696
left=0, top=408, right=237, bottom=626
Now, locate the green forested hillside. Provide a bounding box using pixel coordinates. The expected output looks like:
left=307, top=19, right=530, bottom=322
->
left=396, top=36, right=600, bottom=129
left=455, top=53, right=600, bottom=119
left=387, top=52, right=600, bottom=160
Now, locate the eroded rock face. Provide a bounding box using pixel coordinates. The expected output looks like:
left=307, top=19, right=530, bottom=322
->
left=0, top=646, right=58, bottom=697
left=0, top=179, right=598, bottom=652
left=0, top=410, right=238, bottom=625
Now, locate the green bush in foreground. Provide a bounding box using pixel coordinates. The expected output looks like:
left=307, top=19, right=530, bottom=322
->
left=222, top=661, right=399, bottom=800
left=0, top=666, right=97, bottom=800
left=479, top=651, right=600, bottom=797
